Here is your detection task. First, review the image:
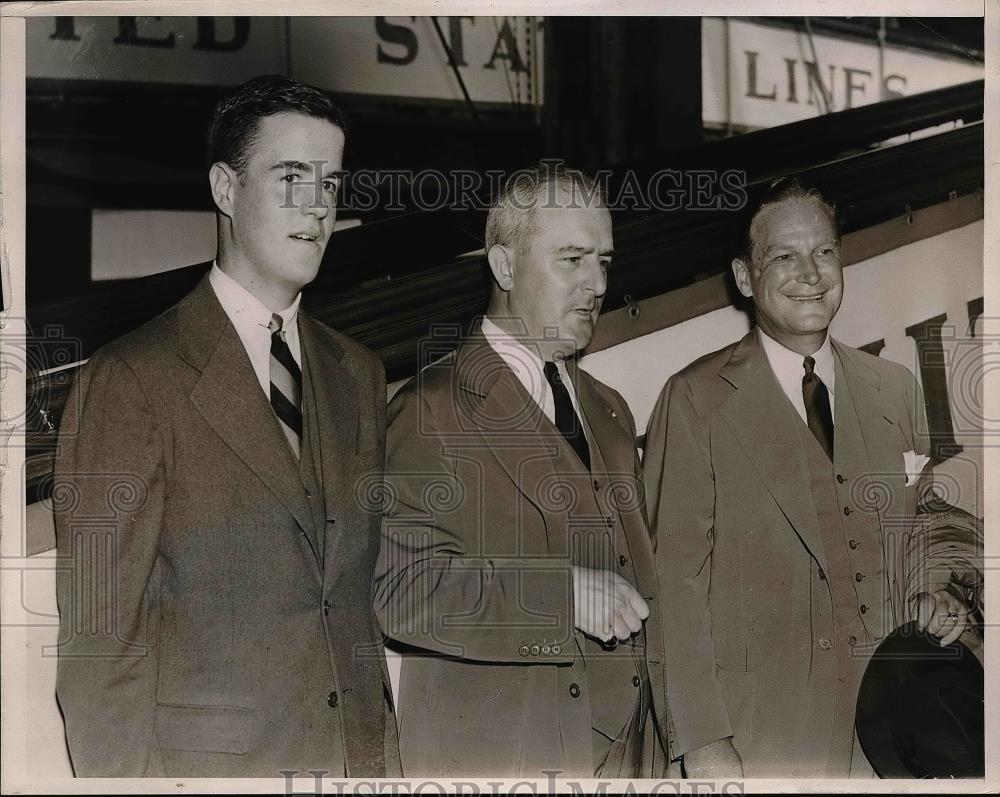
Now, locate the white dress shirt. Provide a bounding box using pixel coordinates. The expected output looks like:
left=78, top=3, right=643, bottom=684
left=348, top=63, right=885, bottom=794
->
left=209, top=263, right=302, bottom=398
left=480, top=316, right=584, bottom=427
left=758, top=328, right=835, bottom=426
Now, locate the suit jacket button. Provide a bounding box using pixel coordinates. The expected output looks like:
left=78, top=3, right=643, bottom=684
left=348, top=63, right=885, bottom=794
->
left=848, top=636, right=858, bottom=646
left=552, top=644, right=562, bottom=655
left=519, top=645, right=530, bottom=657
left=849, top=539, right=859, bottom=549
left=856, top=572, right=864, bottom=582
left=819, top=638, right=832, bottom=650
left=860, top=604, right=869, bottom=614
left=618, top=554, right=627, bottom=567
left=327, top=691, right=339, bottom=708
left=631, top=675, right=641, bottom=687
left=323, top=600, right=332, bottom=615
left=843, top=506, right=852, bottom=516
left=837, top=474, right=845, bottom=484
left=530, top=644, right=540, bottom=656
left=541, top=645, right=551, bottom=655
left=569, top=683, right=581, bottom=698
left=328, top=518, right=337, bottom=525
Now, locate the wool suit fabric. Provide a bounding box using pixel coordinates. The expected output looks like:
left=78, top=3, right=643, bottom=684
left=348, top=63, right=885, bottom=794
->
left=54, top=275, right=400, bottom=777
left=643, top=330, right=976, bottom=777
left=375, top=330, right=671, bottom=778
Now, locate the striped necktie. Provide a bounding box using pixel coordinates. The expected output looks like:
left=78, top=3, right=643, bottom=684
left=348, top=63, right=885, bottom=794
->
left=268, top=313, right=302, bottom=458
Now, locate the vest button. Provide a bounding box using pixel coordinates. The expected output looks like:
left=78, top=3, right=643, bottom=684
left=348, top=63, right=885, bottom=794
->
left=530, top=644, right=540, bottom=656
left=837, top=474, right=845, bottom=484
left=605, top=516, right=614, bottom=528
left=323, top=600, right=332, bottom=615
left=327, top=691, right=339, bottom=708
left=328, top=518, right=337, bottom=525
left=848, top=636, right=858, bottom=647
left=631, top=675, right=641, bottom=687
left=849, top=539, right=858, bottom=549
left=569, top=683, right=581, bottom=698
left=819, top=638, right=832, bottom=650
left=618, top=554, right=627, bottom=567
left=843, top=506, right=852, bottom=516
left=855, top=572, right=864, bottom=582
left=818, top=568, right=826, bottom=581
left=593, top=480, right=601, bottom=491
left=518, top=645, right=529, bottom=657
left=860, top=604, right=869, bottom=614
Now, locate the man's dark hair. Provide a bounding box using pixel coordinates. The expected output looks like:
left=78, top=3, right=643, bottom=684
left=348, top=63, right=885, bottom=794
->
left=207, top=74, right=347, bottom=174
left=736, top=176, right=839, bottom=265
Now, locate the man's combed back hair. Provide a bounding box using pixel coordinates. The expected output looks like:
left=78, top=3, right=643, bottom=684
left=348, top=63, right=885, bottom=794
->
left=486, top=164, right=604, bottom=254
left=737, top=176, right=840, bottom=264
left=207, top=74, right=347, bottom=174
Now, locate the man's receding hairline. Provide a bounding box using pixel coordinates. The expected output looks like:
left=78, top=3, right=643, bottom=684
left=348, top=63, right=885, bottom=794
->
left=747, top=194, right=838, bottom=263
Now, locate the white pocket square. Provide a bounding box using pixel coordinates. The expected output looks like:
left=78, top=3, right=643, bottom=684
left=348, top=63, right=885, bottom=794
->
left=903, top=450, right=930, bottom=486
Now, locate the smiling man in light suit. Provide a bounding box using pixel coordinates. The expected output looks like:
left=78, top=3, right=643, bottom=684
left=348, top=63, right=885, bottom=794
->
left=375, top=165, right=670, bottom=778
left=54, top=75, right=399, bottom=778
left=643, top=178, right=977, bottom=778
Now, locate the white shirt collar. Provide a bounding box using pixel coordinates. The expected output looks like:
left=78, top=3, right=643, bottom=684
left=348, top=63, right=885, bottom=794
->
left=758, top=327, right=835, bottom=424
left=209, top=262, right=303, bottom=396
left=480, top=315, right=581, bottom=425
left=210, top=261, right=301, bottom=332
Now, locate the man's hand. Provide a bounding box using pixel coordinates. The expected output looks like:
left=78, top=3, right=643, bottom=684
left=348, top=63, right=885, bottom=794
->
left=916, top=589, right=972, bottom=647
left=571, top=565, right=648, bottom=644
left=683, top=737, right=744, bottom=779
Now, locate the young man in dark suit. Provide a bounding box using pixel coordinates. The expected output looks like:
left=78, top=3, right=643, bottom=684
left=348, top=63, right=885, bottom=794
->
left=54, top=75, right=399, bottom=778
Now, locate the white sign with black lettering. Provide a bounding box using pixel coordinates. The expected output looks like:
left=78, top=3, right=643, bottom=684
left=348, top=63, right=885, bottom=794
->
left=702, top=18, right=983, bottom=130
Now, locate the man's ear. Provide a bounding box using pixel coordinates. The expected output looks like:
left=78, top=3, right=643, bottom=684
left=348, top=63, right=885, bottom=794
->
left=731, top=257, right=754, bottom=299
left=209, top=162, right=238, bottom=219
left=487, top=245, right=514, bottom=292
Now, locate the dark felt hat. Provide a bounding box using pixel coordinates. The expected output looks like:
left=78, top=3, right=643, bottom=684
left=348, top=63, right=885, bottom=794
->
left=855, top=620, right=984, bottom=778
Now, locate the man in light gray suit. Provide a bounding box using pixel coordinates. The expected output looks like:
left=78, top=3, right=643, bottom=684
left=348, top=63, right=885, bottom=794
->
left=644, top=178, right=978, bottom=778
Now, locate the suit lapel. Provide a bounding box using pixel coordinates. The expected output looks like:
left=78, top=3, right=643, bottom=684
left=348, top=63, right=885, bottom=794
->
left=572, top=364, right=658, bottom=598
left=180, top=277, right=320, bottom=564
left=719, top=331, right=829, bottom=575
left=298, top=314, right=359, bottom=567
left=456, top=336, right=580, bottom=556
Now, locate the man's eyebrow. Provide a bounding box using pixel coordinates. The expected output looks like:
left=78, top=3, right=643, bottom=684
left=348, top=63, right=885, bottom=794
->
left=554, top=245, right=591, bottom=254
left=272, top=160, right=311, bottom=172
left=271, top=161, right=346, bottom=179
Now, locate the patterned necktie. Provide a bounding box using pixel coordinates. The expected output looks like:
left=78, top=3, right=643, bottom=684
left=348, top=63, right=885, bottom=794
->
left=268, top=314, right=302, bottom=458
left=802, top=355, right=834, bottom=461
left=543, top=361, right=590, bottom=470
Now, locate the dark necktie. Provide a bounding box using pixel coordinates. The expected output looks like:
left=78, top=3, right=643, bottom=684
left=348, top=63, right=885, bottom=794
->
left=268, top=314, right=303, bottom=458
left=802, top=355, right=834, bottom=461
left=543, top=361, right=590, bottom=470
